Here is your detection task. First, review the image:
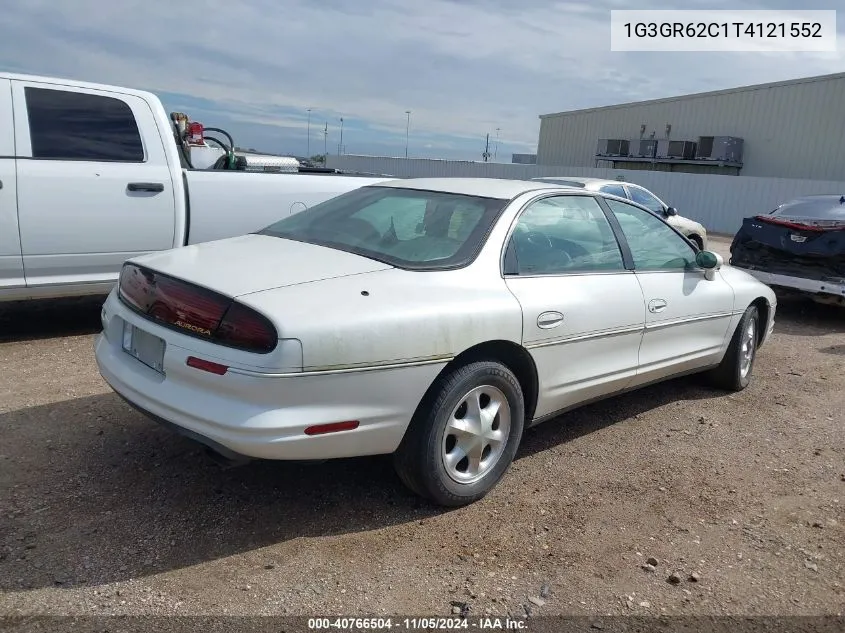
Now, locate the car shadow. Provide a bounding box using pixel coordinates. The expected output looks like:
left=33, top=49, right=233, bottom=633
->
left=0, top=371, right=728, bottom=592
left=0, top=295, right=107, bottom=343
left=770, top=296, right=845, bottom=336
left=819, top=344, right=845, bottom=356
left=0, top=392, right=436, bottom=593
left=516, top=373, right=723, bottom=459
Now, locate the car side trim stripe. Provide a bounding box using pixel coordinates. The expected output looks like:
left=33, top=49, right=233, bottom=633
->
left=226, top=355, right=453, bottom=378
left=524, top=324, right=644, bottom=350
left=524, top=309, right=741, bottom=350
left=644, top=311, right=736, bottom=331
left=228, top=309, right=742, bottom=377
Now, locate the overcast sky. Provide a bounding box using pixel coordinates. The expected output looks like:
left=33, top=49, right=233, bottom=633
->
left=1, top=0, right=843, bottom=160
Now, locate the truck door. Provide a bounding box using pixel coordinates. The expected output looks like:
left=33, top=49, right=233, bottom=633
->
left=0, top=79, right=25, bottom=293
left=11, top=80, right=177, bottom=289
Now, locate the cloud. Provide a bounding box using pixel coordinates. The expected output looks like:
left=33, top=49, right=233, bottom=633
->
left=1, top=0, right=843, bottom=159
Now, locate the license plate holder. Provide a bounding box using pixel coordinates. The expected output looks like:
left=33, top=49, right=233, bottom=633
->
left=122, top=321, right=166, bottom=374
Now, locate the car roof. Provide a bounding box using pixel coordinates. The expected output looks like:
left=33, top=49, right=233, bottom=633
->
left=373, top=178, right=575, bottom=199
left=532, top=176, right=626, bottom=186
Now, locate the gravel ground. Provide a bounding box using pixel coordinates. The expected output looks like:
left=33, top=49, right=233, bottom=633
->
left=1, top=236, right=843, bottom=618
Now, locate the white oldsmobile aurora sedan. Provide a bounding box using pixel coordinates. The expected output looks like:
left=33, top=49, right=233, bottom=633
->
left=95, top=178, right=776, bottom=506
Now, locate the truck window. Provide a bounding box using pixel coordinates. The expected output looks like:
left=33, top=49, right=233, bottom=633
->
left=24, top=87, right=144, bottom=162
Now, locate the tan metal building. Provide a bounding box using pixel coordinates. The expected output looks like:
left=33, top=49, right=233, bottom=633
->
left=536, top=72, right=845, bottom=181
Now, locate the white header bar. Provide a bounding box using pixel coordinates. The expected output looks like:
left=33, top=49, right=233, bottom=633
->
left=610, top=10, right=838, bottom=52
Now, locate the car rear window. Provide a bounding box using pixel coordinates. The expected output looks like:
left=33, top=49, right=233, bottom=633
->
left=259, top=186, right=508, bottom=270
left=770, top=196, right=845, bottom=221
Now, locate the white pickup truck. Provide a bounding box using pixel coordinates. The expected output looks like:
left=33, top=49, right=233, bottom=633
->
left=0, top=72, right=393, bottom=302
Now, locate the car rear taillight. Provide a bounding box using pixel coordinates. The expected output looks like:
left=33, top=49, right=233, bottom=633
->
left=216, top=302, right=278, bottom=354
left=118, top=263, right=277, bottom=354
left=754, top=215, right=840, bottom=232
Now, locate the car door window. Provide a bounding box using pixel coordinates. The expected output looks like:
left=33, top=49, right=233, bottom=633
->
left=599, top=184, right=627, bottom=198
left=627, top=186, right=665, bottom=215
left=605, top=199, right=696, bottom=271
left=24, top=87, right=144, bottom=162
left=507, top=195, right=624, bottom=274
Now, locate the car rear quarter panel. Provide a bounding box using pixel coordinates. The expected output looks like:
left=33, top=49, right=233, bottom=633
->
left=238, top=266, right=524, bottom=372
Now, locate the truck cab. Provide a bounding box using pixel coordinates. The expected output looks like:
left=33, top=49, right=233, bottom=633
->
left=0, top=72, right=392, bottom=302
left=2, top=76, right=181, bottom=298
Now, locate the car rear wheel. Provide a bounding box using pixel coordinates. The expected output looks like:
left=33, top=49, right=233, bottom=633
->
left=393, top=361, right=525, bottom=507
left=707, top=305, right=759, bottom=391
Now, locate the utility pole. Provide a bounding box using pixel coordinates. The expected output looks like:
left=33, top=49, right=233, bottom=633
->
left=494, top=127, right=500, bottom=160
left=405, top=110, right=411, bottom=158
left=482, top=133, right=491, bottom=162
left=306, top=108, right=312, bottom=157
left=323, top=122, right=328, bottom=163
left=338, top=117, right=344, bottom=155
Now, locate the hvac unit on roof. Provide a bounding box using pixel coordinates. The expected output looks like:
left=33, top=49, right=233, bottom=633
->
left=655, top=139, right=698, bottom=160
left=629, top=139, right=658, bottom=158
left=596, top=139, right=630, bottom=157
left=695, top=136, right=744, bottom=162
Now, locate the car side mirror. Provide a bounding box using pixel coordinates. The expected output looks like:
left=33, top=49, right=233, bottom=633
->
left=696, top=250, right=723, bottom=281
left=665, top=206, right=678, bottom=217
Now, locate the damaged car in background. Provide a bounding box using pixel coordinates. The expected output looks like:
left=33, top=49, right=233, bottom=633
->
left=730, top=195, right=845, bottom=307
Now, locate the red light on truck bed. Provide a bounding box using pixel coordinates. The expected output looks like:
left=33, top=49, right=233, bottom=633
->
left=304, top=421, right=360, bottom=436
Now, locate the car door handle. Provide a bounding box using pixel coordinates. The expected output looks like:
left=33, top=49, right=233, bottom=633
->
left=127, top=182, right=165, bottom=193
left=648, top=299, right=668, bottom=313
left=537, top=311, right=564, bottom=329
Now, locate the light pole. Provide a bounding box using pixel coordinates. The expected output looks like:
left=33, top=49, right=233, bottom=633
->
left=323, top=122, right=328, bottom=163
left=338, top=117, right=344, bottom=155
left=306, top=108, right=312, bottom=157
left=405, top=110, right=411, bottom=159
left=494, top=127, right=500, bottom=160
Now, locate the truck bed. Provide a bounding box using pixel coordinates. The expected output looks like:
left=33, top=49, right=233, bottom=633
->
left=182, top=170, right=393, bottom=245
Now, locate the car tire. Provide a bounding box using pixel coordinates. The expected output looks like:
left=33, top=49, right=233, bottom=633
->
left=393, top=361, right=525, bottom=507
left=689, top=234, right=704, bottom=250
left=707, top=305, right=759, bottom=391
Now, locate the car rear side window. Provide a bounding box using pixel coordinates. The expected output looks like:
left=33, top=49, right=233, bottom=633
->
left=599, top=184, right=627, bottom=198
left=505, top=195, right=625, bottom=275
left=628, top=186, right=664, bottom=214
left=24, top=87, right=144, bottom=162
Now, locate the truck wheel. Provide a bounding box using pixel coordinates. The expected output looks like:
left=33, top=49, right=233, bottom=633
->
left=707, top=305, right=759, bottom=391
left=393, top=361, right=525, bottom=507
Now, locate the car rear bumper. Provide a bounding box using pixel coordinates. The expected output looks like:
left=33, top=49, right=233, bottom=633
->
left=94, top=297, right=445, bottom=462
left=736, top=267, right=845, bottom=298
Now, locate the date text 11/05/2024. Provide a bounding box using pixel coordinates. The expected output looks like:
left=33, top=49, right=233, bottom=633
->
left=307, top=617, right=528, bottom=630
left=623, top=21, right=823, bottom=39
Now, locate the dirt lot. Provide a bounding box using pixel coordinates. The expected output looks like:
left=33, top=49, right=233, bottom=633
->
left=1, top=236, right=843, bottom=618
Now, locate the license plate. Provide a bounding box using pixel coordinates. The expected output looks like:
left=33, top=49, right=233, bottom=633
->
left=122, top=321, right=166, bottom=374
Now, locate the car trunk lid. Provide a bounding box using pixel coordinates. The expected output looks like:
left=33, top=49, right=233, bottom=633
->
left=127, top=233, right=394, bottom=298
